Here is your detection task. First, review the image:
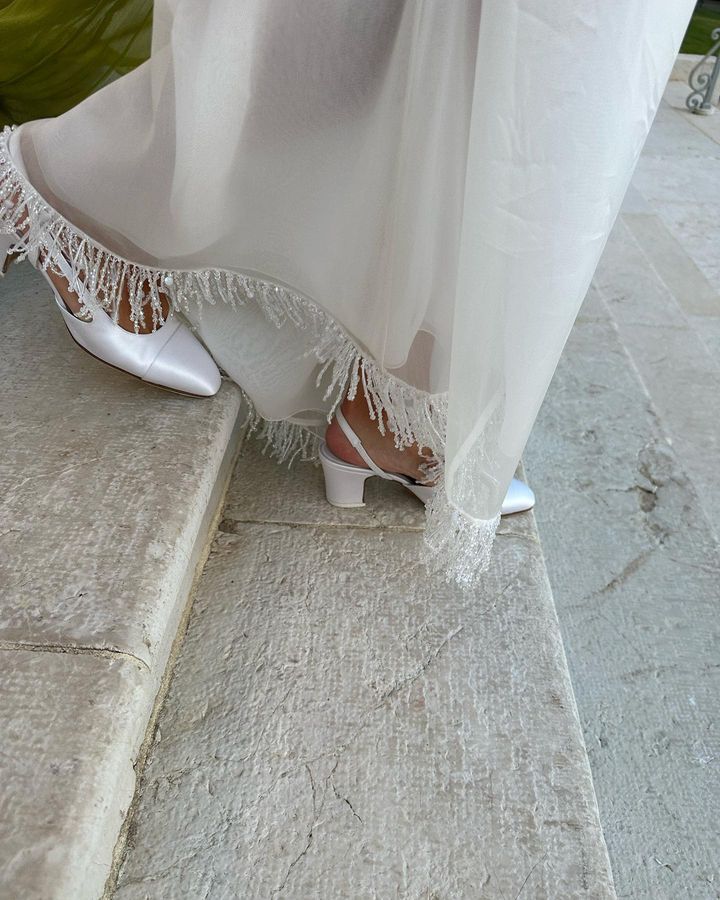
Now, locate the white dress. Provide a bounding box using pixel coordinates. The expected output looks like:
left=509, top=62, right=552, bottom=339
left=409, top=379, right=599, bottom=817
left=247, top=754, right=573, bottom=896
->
left=0, top=0, right=694, bottom=585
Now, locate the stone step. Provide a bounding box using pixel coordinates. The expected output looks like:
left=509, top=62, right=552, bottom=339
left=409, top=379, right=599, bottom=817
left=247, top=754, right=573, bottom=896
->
left=0, top=263, right=246, bottom=900
left=110, top=453, right=616, bottom=896
left=1, top=260, right=615, bottom=899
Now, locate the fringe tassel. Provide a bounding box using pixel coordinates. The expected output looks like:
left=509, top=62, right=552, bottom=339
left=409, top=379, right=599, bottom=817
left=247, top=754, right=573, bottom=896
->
left=423, top=476, right=500, bottom=587
left=232, top=389, right=321, bottom=466
left=0, top=124, right=497, bottom=588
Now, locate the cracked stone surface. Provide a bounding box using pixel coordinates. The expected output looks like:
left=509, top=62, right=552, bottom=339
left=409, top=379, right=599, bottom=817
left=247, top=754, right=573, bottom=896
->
left=114, top=449, right=614, bottom=900
left=0, top=650, right=149, bottom=900
left=594, top=219, right=720, bottom=535
left=0, top=263, right=246, bottom=897
left=525, top=285, right=720, bottom=898
left=541, top=96, right=720, bottom=898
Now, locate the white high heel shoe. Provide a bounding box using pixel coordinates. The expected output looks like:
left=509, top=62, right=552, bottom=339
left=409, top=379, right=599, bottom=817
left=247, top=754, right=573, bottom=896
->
left=1, top=231, right=16, bottom=275
left=39, top=250, right=220, bottom=397
left=0, top=131, right=220, bottom=397
left=320, top=407, right=535, bottom=515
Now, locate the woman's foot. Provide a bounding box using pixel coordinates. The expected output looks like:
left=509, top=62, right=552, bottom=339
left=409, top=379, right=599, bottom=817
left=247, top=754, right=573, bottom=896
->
left=43, top=250, right=221, bottom=396
left=2, top=194, right=220, bottom=396
left=325, top=391, right=430, bottom=483
left=44, top=266, right=169, bottom=333
left=324, top=393, right=536, bottom=514
left=4, top=186, right=166, bottom=332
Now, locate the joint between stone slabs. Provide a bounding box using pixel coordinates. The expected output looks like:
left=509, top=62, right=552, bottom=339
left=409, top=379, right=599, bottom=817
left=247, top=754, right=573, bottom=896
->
left=0, top=640, right=150, bottom=673
left=218, top=516, right=541, bottom=539
left=217, top=517, right=425, bottom=534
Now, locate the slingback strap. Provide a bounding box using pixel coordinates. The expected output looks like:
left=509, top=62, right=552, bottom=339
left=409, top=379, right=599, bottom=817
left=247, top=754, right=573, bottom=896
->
left=1, top=238, right=13, bottom=276
left=43, top=248, right=93, bottom=321
left=335, top=407, right=409, bottom=485
left=52, top=250, right=87, bottom=300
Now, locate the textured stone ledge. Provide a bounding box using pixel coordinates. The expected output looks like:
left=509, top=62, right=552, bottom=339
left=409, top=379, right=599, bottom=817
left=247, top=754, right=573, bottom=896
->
left=113, top=445, right=616, bottom=899
left=0, top=263, right=246, bottom=899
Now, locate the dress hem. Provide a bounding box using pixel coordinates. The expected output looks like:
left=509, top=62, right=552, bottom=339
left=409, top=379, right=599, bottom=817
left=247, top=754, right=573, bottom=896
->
left=0, top=123, right=498, bottom=589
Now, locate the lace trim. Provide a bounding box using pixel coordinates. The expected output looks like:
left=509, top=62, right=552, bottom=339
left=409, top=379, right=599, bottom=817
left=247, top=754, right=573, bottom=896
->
left=0, top=124, right=497, bottom=588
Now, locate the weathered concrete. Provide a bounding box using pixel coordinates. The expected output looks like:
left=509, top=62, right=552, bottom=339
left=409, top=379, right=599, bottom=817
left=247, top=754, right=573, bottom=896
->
left=114, top=447, right=614, bottom=900
left=525, top=284, right=720, bottom=898
left=0, top=262, right=246, bottom=898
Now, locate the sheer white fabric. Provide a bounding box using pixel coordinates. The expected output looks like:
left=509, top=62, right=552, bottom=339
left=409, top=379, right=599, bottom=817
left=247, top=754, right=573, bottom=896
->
left=0, top=0, right=694, bottom=584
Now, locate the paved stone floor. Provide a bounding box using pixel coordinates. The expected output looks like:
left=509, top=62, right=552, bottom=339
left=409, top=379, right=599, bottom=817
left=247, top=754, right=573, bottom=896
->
left=525, top=82, right=720, bottom=899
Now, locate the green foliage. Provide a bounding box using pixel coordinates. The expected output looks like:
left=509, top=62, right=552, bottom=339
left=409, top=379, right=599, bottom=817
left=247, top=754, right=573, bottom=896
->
left=2, top=2, right=719, bottom=127
left=681, top=5, right=720, bottom=55
left=0, top=0, right=152, bottom=127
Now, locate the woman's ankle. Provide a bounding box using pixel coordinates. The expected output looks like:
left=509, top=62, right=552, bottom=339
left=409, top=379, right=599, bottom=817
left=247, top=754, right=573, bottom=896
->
left=44, top=264, right=170, bottom=333
left=326, top=394, right=426, bottom=481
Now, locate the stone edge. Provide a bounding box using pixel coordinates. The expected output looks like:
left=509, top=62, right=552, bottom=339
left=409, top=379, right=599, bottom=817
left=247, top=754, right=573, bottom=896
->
left=92, top=404, right=249, bottom=899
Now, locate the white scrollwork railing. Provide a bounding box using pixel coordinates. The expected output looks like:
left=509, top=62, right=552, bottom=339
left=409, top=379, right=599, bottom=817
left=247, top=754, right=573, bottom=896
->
left=686, top=26, right=720, bottom=115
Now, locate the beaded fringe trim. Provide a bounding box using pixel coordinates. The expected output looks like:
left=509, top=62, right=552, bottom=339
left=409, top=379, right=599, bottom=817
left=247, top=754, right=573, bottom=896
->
left=0, top=124, right=498, bottom=588
left=423, top=476, right=501, bottom=587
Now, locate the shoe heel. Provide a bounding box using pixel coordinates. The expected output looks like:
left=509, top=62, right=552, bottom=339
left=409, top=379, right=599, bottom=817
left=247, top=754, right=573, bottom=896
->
left=319, top=444, right=372, bottom=508
left=1, top=231, right=16, bottom=276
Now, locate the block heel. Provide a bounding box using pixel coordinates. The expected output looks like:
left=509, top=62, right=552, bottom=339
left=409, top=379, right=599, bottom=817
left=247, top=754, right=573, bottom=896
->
left=0, top=231, right=16, bottom=275
left=319, top=442, right=373, bottom=507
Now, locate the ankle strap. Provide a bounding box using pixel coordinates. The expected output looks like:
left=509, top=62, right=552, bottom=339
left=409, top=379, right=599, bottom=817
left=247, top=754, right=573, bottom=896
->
left=335, top=407, right=407, bottom=484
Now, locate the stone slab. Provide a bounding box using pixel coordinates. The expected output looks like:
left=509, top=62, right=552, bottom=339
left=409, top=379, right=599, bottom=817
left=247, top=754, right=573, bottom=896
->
left=1, top=261, right=248, bottom=900
left=0, top=649, right=150, bottom=900
left=620, top=212, right=720, bottom=319
left=629, top=87, right=720, bottom=298
left=637, top=199, right=720, bottom=295
left=620, top=184, right=653, bottom=216
left=114, top=444, right=615, bottom=900
left=642, top=103, right=720, bottom=160
left=596, top=217, right=703, bottom=326
left=690, top=314, right=720, bottom=361
left=525, top=286, right=720, bottom=899
left=669, top=54, right=702, bottom=83
left=0, top=262, right=245, bottom=668
left=595, top=220, right=720, bottom=538
left=632, top=154, right=720, bottom=207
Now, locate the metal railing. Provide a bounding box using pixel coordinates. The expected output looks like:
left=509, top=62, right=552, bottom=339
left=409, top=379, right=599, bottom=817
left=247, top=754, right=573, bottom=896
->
left=687, top=26, right=720, bottom=114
